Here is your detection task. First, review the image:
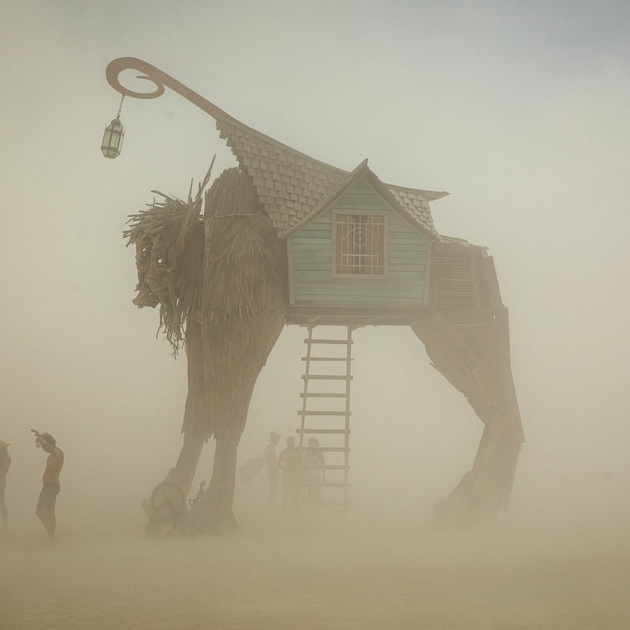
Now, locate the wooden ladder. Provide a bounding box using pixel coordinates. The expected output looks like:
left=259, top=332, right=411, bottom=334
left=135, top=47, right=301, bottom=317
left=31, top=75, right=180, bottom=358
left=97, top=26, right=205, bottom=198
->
left=297, top=325, right=353, bottom=507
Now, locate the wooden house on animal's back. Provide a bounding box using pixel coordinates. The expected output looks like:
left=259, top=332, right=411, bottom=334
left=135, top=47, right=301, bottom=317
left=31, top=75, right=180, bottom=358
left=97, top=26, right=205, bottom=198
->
left=284, top=160, right=440, bottom=325
left=214, top=115, right=451, bottom=327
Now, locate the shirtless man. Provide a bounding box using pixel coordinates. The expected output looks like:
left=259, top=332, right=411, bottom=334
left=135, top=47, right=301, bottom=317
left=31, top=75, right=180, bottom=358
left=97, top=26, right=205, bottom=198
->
left=31, top=430, right=64, bottom=540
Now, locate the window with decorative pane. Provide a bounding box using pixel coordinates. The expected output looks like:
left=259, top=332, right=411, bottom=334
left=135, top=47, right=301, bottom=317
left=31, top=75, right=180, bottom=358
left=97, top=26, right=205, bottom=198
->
left=335, top=214, right=385, bottom=275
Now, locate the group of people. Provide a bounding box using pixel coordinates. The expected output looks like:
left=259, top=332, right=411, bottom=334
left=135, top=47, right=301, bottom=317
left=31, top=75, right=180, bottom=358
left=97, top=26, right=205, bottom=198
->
left=0, top=430, right=64, bottom=541
left=240, top=431, right=325, bottom=509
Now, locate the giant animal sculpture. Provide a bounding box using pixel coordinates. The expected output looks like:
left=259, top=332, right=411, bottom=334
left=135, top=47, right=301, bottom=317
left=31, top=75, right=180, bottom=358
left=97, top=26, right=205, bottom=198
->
left=108, top=57, right=523, bottom=532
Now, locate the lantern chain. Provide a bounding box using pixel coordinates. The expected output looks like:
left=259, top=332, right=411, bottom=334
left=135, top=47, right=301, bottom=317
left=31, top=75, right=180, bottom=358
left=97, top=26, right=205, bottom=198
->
left=116, top=94, right=125, bottom=119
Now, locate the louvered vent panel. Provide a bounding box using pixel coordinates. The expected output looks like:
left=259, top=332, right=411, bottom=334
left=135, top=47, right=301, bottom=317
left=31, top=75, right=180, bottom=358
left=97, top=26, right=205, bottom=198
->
left=432, top=250, right=477, bottom=310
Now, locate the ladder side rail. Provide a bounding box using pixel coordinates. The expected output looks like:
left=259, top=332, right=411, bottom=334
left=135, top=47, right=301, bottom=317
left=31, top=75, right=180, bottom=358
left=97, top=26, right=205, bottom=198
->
left=298, top=326, right=315, bottom=451
left=343, top=326, right=353, bottom=506
left=297, top=326, right=315, bottom=507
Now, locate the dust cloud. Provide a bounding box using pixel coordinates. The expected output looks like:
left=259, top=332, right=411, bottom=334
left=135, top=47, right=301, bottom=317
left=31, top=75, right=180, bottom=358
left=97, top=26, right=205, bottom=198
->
left=2, top=498, right=629, bottom=628
left=2, top=1, right=630, bottom=628
left=2, top=325, right=630, bottom=629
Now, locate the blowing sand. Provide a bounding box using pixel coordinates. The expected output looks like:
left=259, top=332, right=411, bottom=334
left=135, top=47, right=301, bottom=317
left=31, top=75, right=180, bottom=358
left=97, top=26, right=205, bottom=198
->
left=2, top=508, right=629, bottom=630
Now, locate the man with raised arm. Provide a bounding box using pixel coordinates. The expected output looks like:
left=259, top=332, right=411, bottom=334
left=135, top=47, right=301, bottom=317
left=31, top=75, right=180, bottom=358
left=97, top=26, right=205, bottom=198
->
left=31, top=430, right=64, bottom=541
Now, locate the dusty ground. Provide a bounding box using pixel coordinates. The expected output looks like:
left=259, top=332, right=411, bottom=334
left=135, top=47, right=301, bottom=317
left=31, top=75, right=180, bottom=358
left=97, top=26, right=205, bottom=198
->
left=1, top=511, right=629, bottom=630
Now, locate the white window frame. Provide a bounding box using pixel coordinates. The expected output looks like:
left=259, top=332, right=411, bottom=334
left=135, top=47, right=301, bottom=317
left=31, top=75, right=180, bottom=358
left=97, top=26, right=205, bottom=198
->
left=332, top=210, right=388, bottom=278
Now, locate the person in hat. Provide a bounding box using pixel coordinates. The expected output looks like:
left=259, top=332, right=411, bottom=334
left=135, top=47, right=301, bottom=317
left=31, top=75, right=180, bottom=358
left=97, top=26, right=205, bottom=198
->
left=31, top=430, right=64, bottom=541
left=0, top=440, right=10, bottom=531
left=303, top=437, right=325, bottom=502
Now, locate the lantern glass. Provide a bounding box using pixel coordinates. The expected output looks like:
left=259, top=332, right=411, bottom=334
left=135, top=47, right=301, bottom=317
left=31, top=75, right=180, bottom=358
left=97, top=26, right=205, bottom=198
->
left=101, top=117, right=124, bottom=159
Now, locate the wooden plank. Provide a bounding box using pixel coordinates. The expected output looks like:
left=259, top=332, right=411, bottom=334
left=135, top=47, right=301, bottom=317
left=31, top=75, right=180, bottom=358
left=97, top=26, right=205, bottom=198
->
left=287, top=232, right=295, bottom=306
left=334, top=198, right=388, bottom=210
left=389, top=223, right=428, bottom=234
left=299, top=482, right=352, bottom=488
left=296, top=428, right=350, bottom=433
left=302, top=375, right=352, bottom=381
left=305, top=339, right=352, bottom=345
left=388, top=253, right=428, bottom=264
left=334, top=192, right=389, bottom=209
left=292, top=264, right=332, bottom=272
left=291, top=228, right=331, bottom=237
left=293, top=289, right=424, bottom=299
left=387, top=271, right=425, bottom=279
left=300, top=464, right=348, bottom=470
left=386, top=244, right=429, bottom=253
left=305, top=213, right=332, bottom=224
left=291, top=250, right=331, bottom=260
left=387, top=256, right=426, bottom=265
left=294, top=298, right=422, bottom=308
left=291, top=237, right=331, bottom=246
left=294, top=280, right=426, bottom=291
left=423, top=238, right=433, bottom=307
left=388, top=227, right=429, bottom=237
left=287, top=312, right=427, bottom=326
left=297, top=412, right=350, bottom=418
left=308, top=447, right=349, bottom=452
left=293, top=297, right=422, bottom=307
left=299, top=500, right=351, bottom=506
left=291, top=237, right=332, bottom=247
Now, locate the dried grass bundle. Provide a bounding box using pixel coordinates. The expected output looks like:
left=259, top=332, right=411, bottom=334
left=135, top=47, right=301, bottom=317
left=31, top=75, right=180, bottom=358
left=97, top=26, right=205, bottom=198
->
left=124, top=160, right=214, bottom=353
left=199, top=168, right=287, bottom=436
left=202, top=214, right=287, bottom=437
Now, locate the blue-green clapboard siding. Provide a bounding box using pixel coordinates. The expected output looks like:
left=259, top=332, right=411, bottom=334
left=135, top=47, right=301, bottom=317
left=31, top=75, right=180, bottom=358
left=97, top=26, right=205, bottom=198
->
left=288, top=180, right=430, bottom=307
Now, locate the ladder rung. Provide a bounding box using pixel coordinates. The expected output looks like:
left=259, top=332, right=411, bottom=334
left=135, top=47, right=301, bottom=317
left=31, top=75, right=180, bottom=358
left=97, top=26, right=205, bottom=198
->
left=306, top=447, right=349, bottom=452
left=297, top=428, right=350, bottom=434
left=300, top=482, right=351, bottom=488
left=306, top=339, right=352, bottom=345
left=298, top=411, right=350, bottom=417
left=299, top=500, right=351, bottom=506
left=301, top=357, right=350, bottom=362
left=302, top=375, right=352, bottom=381
left=301, top=465, right=348, bottom=470
left=300, top=393, right=347, bottom=399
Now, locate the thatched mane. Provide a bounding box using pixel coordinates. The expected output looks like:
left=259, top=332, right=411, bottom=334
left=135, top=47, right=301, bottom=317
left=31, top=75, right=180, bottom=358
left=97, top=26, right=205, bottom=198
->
left=123, top=161, right=214, bottom=353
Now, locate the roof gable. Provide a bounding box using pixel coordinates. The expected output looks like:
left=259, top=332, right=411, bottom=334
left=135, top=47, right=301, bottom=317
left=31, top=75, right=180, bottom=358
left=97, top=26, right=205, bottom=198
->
left=283, top=160, right=436, bottom=239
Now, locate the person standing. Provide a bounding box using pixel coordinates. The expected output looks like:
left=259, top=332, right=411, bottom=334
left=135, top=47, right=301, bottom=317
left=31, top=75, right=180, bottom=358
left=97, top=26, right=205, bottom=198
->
left=31, top=430, right=64, bottom=541
left=237, top=431, right=282, bottom=508
left=0, top=441, right=11, bottom=532
left=263, top=432, right=281, bottom=508
left=277, top=436, right=301, bottom=509
left=303, top=437, right=325, bottom=502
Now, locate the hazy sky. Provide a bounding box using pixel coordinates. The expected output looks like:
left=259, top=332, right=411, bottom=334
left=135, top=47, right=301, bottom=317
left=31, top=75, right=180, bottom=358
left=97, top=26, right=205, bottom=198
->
left=1, top=0, right=629, bottom=530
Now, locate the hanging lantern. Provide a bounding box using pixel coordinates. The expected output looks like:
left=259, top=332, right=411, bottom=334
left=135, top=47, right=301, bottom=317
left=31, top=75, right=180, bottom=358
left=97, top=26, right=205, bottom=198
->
left=101, top=95, right=125, bottom=159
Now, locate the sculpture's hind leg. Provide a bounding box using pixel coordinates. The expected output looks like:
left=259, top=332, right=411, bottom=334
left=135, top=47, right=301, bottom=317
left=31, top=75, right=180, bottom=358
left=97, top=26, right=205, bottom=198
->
left=413, top=246, right=523, bottom=526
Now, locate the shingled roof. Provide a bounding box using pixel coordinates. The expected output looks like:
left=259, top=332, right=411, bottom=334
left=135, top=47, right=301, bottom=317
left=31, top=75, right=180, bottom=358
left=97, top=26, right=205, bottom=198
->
left=214, top=116, right=447, bottom=238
